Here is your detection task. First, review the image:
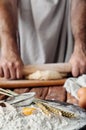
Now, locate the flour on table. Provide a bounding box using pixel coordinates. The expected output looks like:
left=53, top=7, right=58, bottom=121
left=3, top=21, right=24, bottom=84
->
left=26, top=70, right=67, bottom=80
left=0, top=101, right=86, bottom=130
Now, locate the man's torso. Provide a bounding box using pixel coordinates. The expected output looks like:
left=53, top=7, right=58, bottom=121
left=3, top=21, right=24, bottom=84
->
left=17, top=0, right=73, bottom=64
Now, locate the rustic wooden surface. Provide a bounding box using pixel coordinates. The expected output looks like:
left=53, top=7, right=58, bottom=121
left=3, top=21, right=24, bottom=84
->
left=0, top=85, right=78, bottom=105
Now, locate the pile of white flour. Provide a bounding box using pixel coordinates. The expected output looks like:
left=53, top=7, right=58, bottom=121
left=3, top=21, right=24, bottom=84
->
left=0, top=102, right=86, bottom=130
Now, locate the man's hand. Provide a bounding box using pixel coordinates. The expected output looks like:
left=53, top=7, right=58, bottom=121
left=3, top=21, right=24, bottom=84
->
left=0, top=55, right=23, bottom=80
left=0, top=35, right=24, bottom=79
left=69, top=41, right=86, bottom=77
left=0, top=0, right=24, bottom=79
left=70, top=0, right=86, bottom=77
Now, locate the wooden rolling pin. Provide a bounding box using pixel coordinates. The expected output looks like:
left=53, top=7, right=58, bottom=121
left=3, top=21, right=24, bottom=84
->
left=22, top=63, right=72, bottom=76
left=0, top=79, right=67, bottom=88
left=0, top=63, right=71, bottom=88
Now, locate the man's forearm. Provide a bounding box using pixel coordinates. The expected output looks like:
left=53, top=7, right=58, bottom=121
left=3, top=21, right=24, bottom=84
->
left=71, top=0, right=86, bottom=44
left=0, top=0, right=17, bottom=42
left=70, top=0, right=86, bottom=77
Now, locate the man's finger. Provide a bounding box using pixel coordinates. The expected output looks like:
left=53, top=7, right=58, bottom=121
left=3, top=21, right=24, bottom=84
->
left=15, top=62, right=22, bottom=79
left=8, top=63, right=16, bottom=79
left=10, top=68, right=16, bottom=79
left=0, top=67, right=4, bottom=77
left=3, top=66, right=10, bottom=79
left=72, top=64, right=80, bottom=77
left=80, top=64, right=86, bottom=75
left=15, top=62, right=23, bottom=79
left=16, top=67, right=22, bottom=79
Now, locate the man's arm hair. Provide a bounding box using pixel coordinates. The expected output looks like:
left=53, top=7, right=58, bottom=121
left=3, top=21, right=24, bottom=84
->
left=71, top=0, right=86, bottom=44
left=0, top=0, right=17, bottom=40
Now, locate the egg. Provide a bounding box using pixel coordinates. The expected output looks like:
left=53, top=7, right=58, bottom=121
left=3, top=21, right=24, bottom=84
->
left=22, top=107, right=36, bottom=116
left=77, top=87, right=86, bottom=109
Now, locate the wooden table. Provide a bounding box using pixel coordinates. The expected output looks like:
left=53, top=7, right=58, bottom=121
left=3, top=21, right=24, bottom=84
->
left=0, top=84, right=78, bottom=105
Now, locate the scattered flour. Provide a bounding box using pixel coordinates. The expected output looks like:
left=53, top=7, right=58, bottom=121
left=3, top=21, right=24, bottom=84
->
left=0, top=102, right=86, bottom=130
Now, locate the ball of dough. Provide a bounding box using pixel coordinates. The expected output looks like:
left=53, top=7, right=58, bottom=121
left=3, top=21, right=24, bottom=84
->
left=26, top=70, right=67, bottom=80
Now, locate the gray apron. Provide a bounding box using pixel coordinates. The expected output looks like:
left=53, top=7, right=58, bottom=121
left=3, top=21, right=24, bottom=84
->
left=18, top=0, right=74, bottom=65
